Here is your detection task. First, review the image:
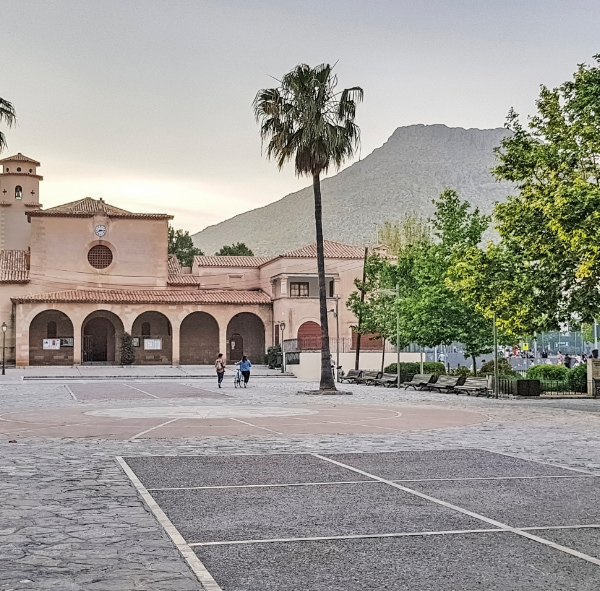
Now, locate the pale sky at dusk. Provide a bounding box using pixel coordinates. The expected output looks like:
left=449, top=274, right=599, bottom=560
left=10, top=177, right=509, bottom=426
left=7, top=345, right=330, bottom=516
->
left=3, top=1, right=599, bottom=232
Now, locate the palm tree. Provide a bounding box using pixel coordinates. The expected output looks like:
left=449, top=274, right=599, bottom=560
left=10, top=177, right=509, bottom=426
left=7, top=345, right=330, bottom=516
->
left=254, top=63, right=363, bottom=390
left=0, top=98, right=16, bottom=153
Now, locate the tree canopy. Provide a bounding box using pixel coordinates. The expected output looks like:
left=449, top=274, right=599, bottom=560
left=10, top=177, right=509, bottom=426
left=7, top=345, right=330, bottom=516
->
left=449, top=55, right=600, bottom=333
left=0, top=97, right=16, bottom=153
left=216, top=242, right=254, bottom=256
left=168, top=225, right=203, bottom=267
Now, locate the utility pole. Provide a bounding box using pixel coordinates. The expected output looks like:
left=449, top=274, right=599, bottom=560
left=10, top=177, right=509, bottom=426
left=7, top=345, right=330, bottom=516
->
left=354, top=246, right=368, bottom=370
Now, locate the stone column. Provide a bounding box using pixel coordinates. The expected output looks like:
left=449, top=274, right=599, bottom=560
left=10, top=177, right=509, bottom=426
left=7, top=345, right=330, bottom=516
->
left=72, top=315, right=83, bottom=365
left=171, top=322, right=180, bottom=366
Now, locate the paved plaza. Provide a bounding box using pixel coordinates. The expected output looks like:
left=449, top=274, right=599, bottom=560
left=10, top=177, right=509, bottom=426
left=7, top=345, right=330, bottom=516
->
left=1, top=369, right=600, bottom=589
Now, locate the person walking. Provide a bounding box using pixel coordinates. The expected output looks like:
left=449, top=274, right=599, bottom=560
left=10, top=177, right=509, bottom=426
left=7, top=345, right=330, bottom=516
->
left=215, top=353, right=226, bottom=388
left=236, top=355, right=252, bottom=387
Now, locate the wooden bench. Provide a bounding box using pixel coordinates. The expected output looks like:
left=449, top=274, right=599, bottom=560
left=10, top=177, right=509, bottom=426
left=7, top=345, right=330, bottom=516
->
left=355, top=370, right=382, bottom=385
left=339, top=369, right=362, bottom=384
left=401, top=374, right=434, bottom=390
left=426, top=375, right=465, bottom=393
left=372, top=372, right=398, bottom=387
left=454, top=377, right=490, bottom=397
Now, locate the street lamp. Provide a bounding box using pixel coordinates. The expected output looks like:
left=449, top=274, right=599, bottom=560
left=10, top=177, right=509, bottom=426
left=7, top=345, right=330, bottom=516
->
left=1, top=322, right=7, bottom=376
left=279, top=322, right=286, bottom=373
left=328, top=296, right=340, bottom=381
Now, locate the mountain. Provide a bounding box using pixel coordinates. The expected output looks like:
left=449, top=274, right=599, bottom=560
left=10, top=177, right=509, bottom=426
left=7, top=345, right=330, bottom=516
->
left=192, top=124, right=512, bottom=256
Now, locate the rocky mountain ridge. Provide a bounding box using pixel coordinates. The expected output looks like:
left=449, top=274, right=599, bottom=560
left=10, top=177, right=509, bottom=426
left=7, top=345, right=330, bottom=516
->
left=192, top=124, right=513, bottom=256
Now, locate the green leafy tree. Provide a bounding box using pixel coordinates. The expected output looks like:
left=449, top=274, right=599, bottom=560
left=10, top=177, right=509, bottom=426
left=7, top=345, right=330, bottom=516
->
left=119, top=332, right=136, bottom=365
left=457, top=55, right=600, bottom=332
left=168, top=225, right=203, bottom=267
left=0, top=97, right=16, bottom=152
left=216, top=242, right=254, bottom=256
left=254, top=63, right=363, bottom=390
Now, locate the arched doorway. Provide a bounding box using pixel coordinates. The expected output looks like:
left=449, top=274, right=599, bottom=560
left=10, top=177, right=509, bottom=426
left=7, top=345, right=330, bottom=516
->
left=298, top=321, right=322, bottom=351
left=29, top=310, right=74, bottom=365
left=226, top=313, right=265, bottom=363
left=82, top=311, right=124, bottom=364
left=132, top=311, right=173, bottom=364
left=180, top=312, right=219, bottom=364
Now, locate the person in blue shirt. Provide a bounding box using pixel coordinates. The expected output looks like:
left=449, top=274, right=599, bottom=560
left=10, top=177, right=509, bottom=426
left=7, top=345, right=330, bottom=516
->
left=235, top=356, right=252, bottom=387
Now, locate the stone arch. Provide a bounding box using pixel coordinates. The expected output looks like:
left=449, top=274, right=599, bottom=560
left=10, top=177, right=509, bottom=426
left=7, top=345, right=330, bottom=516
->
left=297, top=321, right=322, bottom=351
left=132, top=311, right=173, bottom=365
left=226, top=312, right=265, bottom=363
left=82, top=310, right=125, bottom=364
left=180, top=312, right=219, bottom=365
left=29, top=310, right=74, bottom=365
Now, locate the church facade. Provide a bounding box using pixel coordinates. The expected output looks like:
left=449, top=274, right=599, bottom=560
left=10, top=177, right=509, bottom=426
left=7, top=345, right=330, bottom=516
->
left=0, top=154, right=368, bottom=366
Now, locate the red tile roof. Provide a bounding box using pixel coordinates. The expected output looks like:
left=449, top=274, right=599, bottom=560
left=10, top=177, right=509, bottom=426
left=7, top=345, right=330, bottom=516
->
left=0, top=250, right=29, bottom=283
left=11, top=289, right=271, bottom=305
left=194, top=255, right=274, bottom=268
left=167, top=254, right=181, bottom=274
left=27, top=197, right=172, bottom=220
left=279, top=240, right=365, bottom=260
left=0, top=153, right=41, bottom=166
left=167, top=275, right=204, bottom=286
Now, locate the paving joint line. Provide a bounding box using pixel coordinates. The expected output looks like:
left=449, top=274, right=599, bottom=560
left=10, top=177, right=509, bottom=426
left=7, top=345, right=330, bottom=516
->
left=313, top=453, right=600, bottom=567
left=116, top=456, right=222, bottom=591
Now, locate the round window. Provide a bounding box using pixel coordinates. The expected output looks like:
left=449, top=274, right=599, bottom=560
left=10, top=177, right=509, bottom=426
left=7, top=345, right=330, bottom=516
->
left=88, top=245, right=113, bottom=269
left=17, top=167, right=21, bottom=172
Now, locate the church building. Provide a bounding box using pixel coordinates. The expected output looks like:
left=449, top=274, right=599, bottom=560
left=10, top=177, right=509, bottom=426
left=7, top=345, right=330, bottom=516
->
left=0, top=154, right=368, bottom=366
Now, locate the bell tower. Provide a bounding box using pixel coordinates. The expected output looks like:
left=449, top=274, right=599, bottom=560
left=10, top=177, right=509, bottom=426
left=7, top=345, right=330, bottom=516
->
left=0, top=153, right=42, bottom=250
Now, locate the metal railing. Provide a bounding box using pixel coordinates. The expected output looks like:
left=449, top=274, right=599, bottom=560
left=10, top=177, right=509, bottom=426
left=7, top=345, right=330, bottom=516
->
left=283, top=337, right=397, bottom=353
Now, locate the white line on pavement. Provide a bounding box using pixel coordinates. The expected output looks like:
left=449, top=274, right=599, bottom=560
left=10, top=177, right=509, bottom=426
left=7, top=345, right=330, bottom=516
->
left=313, top=454, right=600, bottom=567
left=148, top=480, right=374, bottom=491
left=129, top=418, right=179, bottom=440
left=123, top=383, right=161, bottom=399
left=228, top=417, right=282, bottom=435
left=116, top=456, right=223, bottom=591
left=188, top=528, right=504, bottom=547
left=64, top=385, right=78, bottom=401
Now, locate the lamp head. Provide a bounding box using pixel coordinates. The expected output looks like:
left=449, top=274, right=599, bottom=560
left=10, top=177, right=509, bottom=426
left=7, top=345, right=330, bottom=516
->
left=280, top=322, right=286, bottom=331
left=1, top=322, right=6, bottom=333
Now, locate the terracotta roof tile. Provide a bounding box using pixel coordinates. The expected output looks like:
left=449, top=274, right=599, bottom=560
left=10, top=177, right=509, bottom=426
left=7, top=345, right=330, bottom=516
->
left=279, top=240, right=365, bottom=259
left=11, top=289, right=271, bottom=305
left=27, top=197, right=172, bottom=220
left=194, top=255, right=273, bottom=268
left=167, top=275, right=204, bottom=286
left=0, top=153, right=41, bottom=166
left=0, top=250, right=29, bottom=283
left=167, top=254, right=181, bottom=274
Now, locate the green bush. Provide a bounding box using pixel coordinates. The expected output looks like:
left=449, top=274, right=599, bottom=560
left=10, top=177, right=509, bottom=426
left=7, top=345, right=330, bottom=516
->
left=448, top=365, right=472, bottom=377
left=266, top=345, right=281, bottom=369
left=119, top=332, right=135, bottom=365
left=526, top=364, right=569, bottom=381
left=384, top=362, right=446, bottom=383
left=567, top=363, right=587, bottom=392
left=479, top=358, right=518, bottom=377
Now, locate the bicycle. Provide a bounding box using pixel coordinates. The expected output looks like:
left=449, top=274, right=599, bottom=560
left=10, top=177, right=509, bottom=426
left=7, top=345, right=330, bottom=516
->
left=234, top=367, right=243, bottom=388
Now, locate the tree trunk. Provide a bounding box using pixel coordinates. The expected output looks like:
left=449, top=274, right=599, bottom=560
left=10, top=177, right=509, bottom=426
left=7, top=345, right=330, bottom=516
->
left=471, top=354, right=477, bottom=376
left=380, top=337, right=386, bottom=374
left=313, top=173, right=336, bottom=390
left=354, top=246, right=368, bottom=370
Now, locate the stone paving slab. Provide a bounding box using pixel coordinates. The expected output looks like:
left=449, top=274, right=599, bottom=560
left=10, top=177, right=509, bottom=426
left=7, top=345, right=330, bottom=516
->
left=194, top=533, right=599, bottom=590
left=151, top=482, right=487, bottom=543
left=409, top=477, right=600, bottom=527
left=325, top=449, right=579, bottom=480
left=126, top=453, right=368, bottom=488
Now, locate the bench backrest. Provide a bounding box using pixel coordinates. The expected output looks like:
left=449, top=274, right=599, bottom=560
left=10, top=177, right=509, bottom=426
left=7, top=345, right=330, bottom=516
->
left=435, top=375, right=461, bottom=386
left=462, top=378, right=488, bottom=388
left=345, top=369, right=362, bottom=378
left=410, top=373, right=433, bottom=383
left=380, top=373, right=398, bottom=380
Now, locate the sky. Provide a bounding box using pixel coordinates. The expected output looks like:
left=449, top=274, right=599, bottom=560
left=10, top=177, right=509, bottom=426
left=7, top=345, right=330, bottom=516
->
left=2, top=0, right=600, bottom=233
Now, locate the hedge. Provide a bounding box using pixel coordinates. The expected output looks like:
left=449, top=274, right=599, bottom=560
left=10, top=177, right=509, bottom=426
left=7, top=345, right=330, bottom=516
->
left=526, top=364, right=570, bottom=381
left=384, top=362, right=446, bottom=383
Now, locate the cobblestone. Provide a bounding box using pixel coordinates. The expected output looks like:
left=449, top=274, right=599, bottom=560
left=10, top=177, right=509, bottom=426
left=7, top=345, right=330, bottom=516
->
left=1, top=377, right=599, bottom=589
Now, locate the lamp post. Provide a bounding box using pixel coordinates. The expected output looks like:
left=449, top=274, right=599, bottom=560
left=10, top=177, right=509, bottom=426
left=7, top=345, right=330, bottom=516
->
left=328, top=296, right=340, bottom=381
left=279, top=322, right=286, bottom=373
left=1, top=322, right=7, bottom=376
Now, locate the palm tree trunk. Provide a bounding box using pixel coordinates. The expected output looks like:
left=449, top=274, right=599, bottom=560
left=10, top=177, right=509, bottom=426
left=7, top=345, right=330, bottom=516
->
left=313, top=173, right=336, bottom=390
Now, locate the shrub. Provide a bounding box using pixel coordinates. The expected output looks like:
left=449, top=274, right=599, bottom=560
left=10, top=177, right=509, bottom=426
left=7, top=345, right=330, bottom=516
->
left=384, top=362, right=446, bottom=382
left=266, top=345, right=281, bottom=368
left=119, top=332, right=136, bottom=365
left=479, top=358, right=517, bottom=377
left=448, top=365, right=472, bottom=377
left=526, top=364, right=569, bottom=381
left=567, top=363, right=587, bottom=392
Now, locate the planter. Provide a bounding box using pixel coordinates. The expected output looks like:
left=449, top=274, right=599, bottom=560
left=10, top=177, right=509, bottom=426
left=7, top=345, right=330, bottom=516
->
left=511, top=379, right=541, bottom=396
